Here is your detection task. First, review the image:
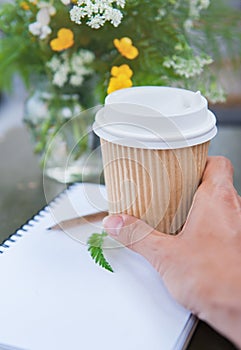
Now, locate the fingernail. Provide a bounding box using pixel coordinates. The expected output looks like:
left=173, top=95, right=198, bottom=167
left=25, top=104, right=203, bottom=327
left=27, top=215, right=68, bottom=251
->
left=103, top=215, right=124, bottom=236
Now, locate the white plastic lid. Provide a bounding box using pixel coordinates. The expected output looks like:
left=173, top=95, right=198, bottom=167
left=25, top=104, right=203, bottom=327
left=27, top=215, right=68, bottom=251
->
left=93, top=86, right=217, bottom=149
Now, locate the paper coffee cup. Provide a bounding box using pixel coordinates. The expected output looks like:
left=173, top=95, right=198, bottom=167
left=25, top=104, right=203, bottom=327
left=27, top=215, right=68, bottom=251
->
left=93, top=86, right=217, bottom=234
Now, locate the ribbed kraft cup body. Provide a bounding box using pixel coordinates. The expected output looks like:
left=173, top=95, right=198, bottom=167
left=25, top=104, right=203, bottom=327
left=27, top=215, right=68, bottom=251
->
left=100, top=139, right=209, bottom=234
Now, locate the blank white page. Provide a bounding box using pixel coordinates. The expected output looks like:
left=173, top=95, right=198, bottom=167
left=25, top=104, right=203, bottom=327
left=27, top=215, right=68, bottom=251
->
left=0, top=183, right=196, bottom=350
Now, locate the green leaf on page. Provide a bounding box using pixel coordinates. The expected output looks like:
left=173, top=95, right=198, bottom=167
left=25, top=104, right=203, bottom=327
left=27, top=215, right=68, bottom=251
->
left=87, top=231, right=114, bottom=273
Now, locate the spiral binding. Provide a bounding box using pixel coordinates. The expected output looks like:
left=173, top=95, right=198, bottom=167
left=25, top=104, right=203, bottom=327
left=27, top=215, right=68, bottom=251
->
left=0, top=183, right=78, bottom=254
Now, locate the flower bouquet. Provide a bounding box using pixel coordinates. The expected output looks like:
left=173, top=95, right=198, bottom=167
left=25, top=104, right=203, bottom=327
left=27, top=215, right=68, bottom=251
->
left=0, top=0, right=240, bottom=181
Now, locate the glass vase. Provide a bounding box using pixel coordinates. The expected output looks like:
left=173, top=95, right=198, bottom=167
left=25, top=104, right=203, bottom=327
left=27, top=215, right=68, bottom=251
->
left=23, top=88, right=103, bottom=184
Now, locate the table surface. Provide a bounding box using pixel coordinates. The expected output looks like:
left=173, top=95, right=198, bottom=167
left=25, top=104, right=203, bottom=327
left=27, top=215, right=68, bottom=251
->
left=0, top=122, right=240, bottom=350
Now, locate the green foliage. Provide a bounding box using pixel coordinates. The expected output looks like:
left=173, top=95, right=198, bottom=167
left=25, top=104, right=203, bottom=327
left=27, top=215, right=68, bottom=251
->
left=0, top=2, right=45, bottom=90
left=87, top=232, right=114, bottom=273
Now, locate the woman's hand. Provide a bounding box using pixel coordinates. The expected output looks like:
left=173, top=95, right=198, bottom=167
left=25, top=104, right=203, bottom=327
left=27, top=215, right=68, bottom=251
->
left=103, top=156, right=241, bottom=349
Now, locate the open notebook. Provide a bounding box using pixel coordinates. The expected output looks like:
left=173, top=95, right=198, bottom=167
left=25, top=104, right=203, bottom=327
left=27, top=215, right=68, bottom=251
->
left=0, top=183, right=197, bottom=350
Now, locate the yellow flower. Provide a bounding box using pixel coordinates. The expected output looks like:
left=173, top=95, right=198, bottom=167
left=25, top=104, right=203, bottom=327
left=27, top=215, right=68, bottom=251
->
left=111, top=64, right=133, bottom=78
left=20, top=1, right=30, bottom=10
left=107, top=76, right=133, bottom=94
left=113, top=37, right=139, bottom=60
left=107, top=64, right=133, bottom=94
left=50, top=28, right=74, bottom=52
left=21, top=0, right=37, bottom=8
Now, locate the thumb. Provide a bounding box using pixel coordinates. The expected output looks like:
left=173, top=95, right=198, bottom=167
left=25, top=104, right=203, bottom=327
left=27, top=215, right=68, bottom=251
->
left=103, top=214, right=174, bottom=267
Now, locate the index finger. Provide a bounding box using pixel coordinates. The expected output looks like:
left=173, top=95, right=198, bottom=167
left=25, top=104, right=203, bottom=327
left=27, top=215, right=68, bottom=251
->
left=201, top=156, right=234, bottom=187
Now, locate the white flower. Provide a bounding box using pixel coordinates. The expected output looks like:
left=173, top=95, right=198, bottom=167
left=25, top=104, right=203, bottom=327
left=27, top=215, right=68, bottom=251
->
left=37, top=7, right=51, bottom=25
left=71, top=50, right=94, bottom=71
left=29, top=22, right=42, bottom=36
left=28, top=3, right=56, bottom=39
left=77, top=0, right=85, bottom=5
left=163, top=55, right=213, bottom=78
left=70, top=74, right=84, bottom=86
left=39, top=25, right=52, bottom=39
left=37, top=2, right=56, bottom=15
left=70, top=0, right=125, bottom=28
left=80, top=50, right=95, bottom=63
left=87, top=2, right=99, bottom=15
left=47, top=49, right=95, bottom=88
left=28, top=22, right=52, bottom=39
left=116, top=0, right=125, bottom=8
left=78, top=66, right=93, bottom=75
left=61, top=61, right=70, bottom=74
left=46, top=56, right=61, bottom=71
left=87, top=14, right=105, bottom=28
left=105, top=8, right=123, bottom=27
left=69, top=6, right=83, bottom=24
left=205, top=86, right=226, bottom=104
left=61, top=107, right=73, bottom=118
left=53, top=70, right=68, bottom=87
